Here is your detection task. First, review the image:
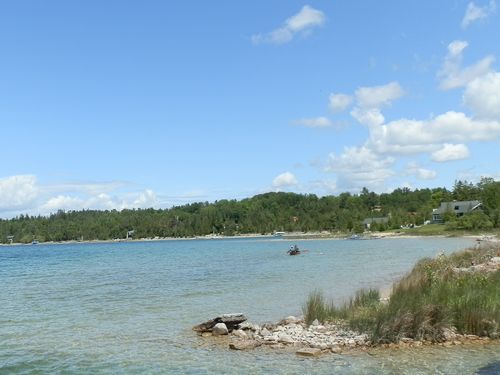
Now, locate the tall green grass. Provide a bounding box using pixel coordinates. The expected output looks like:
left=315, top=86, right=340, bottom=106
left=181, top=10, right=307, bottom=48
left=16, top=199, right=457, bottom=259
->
left=303, top=243, right=500, bottom=343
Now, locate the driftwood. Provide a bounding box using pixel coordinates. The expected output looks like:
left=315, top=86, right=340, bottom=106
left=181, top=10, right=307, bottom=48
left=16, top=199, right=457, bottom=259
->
left=193, top=313, right=247, bottom=333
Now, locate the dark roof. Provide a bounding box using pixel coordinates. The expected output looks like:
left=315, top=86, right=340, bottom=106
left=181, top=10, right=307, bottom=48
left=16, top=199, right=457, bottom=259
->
left=433, top=200, right=481, bottom=215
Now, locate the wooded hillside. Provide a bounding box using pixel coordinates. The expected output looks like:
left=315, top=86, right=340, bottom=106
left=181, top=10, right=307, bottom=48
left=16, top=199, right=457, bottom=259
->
left=1, top=179, right=499, bottom=243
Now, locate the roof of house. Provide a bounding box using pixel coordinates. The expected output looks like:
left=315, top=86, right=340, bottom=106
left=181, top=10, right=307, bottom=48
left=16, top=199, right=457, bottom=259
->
left=433, top=200, right=482, bottom=215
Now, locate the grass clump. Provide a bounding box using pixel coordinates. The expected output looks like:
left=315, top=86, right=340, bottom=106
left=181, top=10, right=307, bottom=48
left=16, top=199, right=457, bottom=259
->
left=303, top=243, right=500, bottom=343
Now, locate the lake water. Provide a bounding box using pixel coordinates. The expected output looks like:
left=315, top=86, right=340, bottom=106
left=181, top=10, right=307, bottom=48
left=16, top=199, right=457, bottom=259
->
left=1, top=237, right=498, bottom=374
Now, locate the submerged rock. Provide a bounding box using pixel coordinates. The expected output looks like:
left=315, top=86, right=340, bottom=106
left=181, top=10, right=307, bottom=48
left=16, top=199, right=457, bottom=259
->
left=296, top=348, right=322, bottom=357
left=193, top=313, right=247, bottom=333
left=229, top=340, right=261, bottom=350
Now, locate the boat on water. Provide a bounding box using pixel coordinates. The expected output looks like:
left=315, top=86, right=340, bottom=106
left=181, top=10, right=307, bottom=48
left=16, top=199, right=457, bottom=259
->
left=287, top=244, right=300, bottom=255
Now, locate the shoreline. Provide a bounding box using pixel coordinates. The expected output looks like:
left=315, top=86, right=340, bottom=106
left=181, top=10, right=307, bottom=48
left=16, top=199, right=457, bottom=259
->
left=196, top=314, right=498, bottom=356
left=1, top=231, right=496, bottom=247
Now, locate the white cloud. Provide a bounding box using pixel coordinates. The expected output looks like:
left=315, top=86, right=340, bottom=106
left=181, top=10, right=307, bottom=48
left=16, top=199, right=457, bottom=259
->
left=0, top=174, right=160, bottom=218
left=369, top=111, right=500, bottom=155
left=448, top=40, right=469, bottom=57
left=272, top=172, right=298, bottom=187
left=41, top=195, right=86, bottom=212
left=325, top=146, right=395, bottom=191
left=252, top=5, right=325, bottom=45
left=438, top=40, right=494, bottom=90
left=350, top=107, right=385, bottom=127
left=462, top=0, right=496, bottom=28
left=415, top=168, right=437, bottom=180
left=133, top=189, right=157, bottom=207
left=39, top=189, right=159, bottom=215
left=293, top=116, right=332, bottom=127
left=431, top=143, right=471, bottom=162
left=0, top=175, right=39, bottom=211
left=354, top=81, right=405, bottom=109
left=405, top=162, right=437, bottom=180
left=463, top=72, right=500, bottom=120
left=348, top=82, right=404, bottom=126
left=328, top=93, right=353, bottom=113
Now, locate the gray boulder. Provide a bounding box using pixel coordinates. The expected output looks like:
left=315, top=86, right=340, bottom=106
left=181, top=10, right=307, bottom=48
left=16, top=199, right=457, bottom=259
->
left=212, top=323, right=229, bottom=336
left=193, top=313, right=247, bottom=333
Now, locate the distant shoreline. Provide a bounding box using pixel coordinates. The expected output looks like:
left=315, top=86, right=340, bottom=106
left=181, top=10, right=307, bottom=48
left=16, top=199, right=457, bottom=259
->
left=1, top=231, right=495, bottom=247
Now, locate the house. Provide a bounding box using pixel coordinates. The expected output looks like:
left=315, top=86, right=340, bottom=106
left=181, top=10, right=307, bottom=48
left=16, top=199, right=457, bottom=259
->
left=363, top=217, right=389, bottom=230
left=431, top=200, right=482, bottom=223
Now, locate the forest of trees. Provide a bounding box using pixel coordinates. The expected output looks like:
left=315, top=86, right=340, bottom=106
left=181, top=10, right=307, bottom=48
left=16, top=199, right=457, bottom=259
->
left=1, top=178, right=499, bottom=243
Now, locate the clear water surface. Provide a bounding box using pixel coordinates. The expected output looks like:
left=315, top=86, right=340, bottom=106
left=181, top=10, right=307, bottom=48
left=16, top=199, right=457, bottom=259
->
left=1, top=237, right=498, bottom=374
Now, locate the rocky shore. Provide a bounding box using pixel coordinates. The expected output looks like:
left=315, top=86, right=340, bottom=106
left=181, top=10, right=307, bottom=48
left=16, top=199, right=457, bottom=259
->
left=193, top=314, right=495, bottom=357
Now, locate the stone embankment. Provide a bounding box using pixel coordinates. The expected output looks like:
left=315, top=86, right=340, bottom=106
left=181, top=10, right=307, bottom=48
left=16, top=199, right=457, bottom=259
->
left=194, top=314, right=495, bottom=356
left=194, top=314, right=370, bottom=355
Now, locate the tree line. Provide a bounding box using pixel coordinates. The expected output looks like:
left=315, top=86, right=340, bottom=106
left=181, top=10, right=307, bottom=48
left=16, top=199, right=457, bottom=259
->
left=1, top=178, right=499, bottom=243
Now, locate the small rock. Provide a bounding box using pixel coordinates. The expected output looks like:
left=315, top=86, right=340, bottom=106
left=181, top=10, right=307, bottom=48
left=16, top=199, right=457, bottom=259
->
left=212, top=323, right=228, bottom=336
left=280, top=316, right=300, bottom=325
left=232, top=329, right=248, bottom=339
left=442, top=328, right=457, bottom=341
left=311, top=319, right=320, bottom=326
left=239, top=322, right=256, bottom=331
left=312, top=325, right=327, bottom=333
left=296, top=348, right=322, bottom=357
left=489, top=257, right=500, bottom=265
left=278, top=333, right=295, bottom=344
left=229, top=340, right=261, bottom=350
left=260, top=328, right=271, bottom=337
left=330, top=345, right=342, bottom=354
left=269, top=343, right=285, bottom=349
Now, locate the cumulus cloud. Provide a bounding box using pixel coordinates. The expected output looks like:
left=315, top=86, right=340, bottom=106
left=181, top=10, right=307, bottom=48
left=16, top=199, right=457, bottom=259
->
left=350, top=107, right=385, bottom=127
left=293, top=116, right=332, bottom=127
left=354, top=81, right=405, bottom=109
left=252, top=5, right=325, bottom=45
left=368, top=111, right=500, bottom=155
left=329, top=93, right=353, bottom=113
left=325, top=146, right=395, bottom=191
left=0, top=174, right=160, bottom=218
left=405, top=162, right=437, bottom=180
left=0, top=175, right=39, bottom=211
left=431, top=143, right=471, bottom=162
left=462, top=0, right=496, bottom=28
left=349, top=82, right=404, bottom=126
left=438, top=40, right=494, bottom=90
left=272, top=172, right=298, bottom=188
left=39, top=189, right=159, bottom=215
left=133, top=189, right=157, bottom=207
left=463, top=72, right=500, bottom=120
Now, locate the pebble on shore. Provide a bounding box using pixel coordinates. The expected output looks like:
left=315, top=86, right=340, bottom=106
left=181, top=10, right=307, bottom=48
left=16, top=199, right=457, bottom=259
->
left=194, top=314, right=494, bottom=356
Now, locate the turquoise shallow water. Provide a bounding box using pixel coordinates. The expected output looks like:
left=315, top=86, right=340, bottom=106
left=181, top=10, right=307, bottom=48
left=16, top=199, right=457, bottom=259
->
left=0, top=237, right=498, bottom=374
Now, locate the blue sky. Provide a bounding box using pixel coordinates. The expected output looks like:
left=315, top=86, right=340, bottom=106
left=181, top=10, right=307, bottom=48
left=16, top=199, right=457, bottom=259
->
left=1, top=1, right=499, bottom=218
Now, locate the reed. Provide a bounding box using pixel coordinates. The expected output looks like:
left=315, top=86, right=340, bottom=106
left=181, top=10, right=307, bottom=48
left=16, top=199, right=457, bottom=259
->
left=303, top=243, right=500, bottom=343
